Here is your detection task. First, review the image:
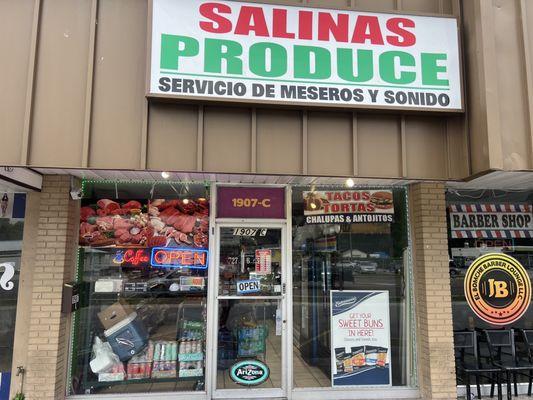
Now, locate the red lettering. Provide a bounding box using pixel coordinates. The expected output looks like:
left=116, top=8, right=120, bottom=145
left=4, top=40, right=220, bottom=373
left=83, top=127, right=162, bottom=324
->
left=235, top=6, right=269, bottom=37
left=182, top=252, right=193, bottom=266
left=194, top=252, right=207, bottom=266
left=123, top=249, right=135, bottom=263
left=362, top=192, right=371, bottom=201
left=199, top=2, right=232, bottom=34
left=352, top=16, right=384, bottom=45
left=272, top=8, right=295, bottom=39
left=298, top=10, right=313, bottom=40
left=386, top=18, right=416, bottom=47
left=154, top=250, right=166, bottom=264
left=318, top=12, right=349, bottom=42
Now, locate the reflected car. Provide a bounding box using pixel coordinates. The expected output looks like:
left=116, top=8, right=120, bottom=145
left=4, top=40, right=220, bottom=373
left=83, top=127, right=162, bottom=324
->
left=356, top=260, right=378, bottom=273
left=336, top=259, right=378, bottom=273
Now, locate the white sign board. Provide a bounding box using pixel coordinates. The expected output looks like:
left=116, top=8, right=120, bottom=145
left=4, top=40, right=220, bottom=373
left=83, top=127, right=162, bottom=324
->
left=149, top=0, right=462, bottom=111
left=449, top=204, right=533, bottom=239
left=330, top=290, right=391, bottom=387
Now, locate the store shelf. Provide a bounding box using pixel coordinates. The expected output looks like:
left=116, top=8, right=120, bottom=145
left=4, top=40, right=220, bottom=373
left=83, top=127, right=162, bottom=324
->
left=91, top=291, right=207, bottom=298
left=86, top=375, right=203, bottom=389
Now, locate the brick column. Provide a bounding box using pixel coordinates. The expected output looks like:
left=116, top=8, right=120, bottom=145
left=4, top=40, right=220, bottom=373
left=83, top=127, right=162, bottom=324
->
left=24, top=175, right=79, bottom=400
left=409, top=182, right=456, bottom=400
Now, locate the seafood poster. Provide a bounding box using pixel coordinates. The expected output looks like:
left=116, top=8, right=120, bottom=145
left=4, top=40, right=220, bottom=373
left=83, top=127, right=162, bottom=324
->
left=79, top=198, right=209, bottom=249
left=303, top=190, right=394, bottom=224
left=330, top=290, right=391, bottom=387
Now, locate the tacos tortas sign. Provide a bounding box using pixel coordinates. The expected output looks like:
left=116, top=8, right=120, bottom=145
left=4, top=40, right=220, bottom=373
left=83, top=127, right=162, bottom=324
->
left=464, top=253, right=531, bottom=326
left=150, top=0, right=462, bottom=111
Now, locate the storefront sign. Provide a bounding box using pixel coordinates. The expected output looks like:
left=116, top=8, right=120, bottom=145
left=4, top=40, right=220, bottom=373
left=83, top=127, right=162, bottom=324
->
left=150, top=0, right=462, bottom=111
left=229, top=360, right=270, bottom=386
left=150, top=247, right=209, bottom=269
left=236, top=279, right=261, bottom=294
left=330, top=290, right=391, bottom=387
left=304, top=190, right=394, bottom=224
left=0, top=262, right=15, bottom=291
left=113, top=249, right=150, bottom=267
left=449, top=204, right=533, bottom=239
left=464, top=253, right=531, bottom=326
left=217, top=187, right=285, bottom=219
left=255, top=249, right=272, bottom=275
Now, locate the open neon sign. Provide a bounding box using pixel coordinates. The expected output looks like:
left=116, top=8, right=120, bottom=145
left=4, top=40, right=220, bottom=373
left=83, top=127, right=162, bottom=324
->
left=150, top=247, right=209, bottom=269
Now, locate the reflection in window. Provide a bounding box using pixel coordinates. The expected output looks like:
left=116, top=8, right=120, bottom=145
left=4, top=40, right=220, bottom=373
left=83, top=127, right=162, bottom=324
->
left=291, top=187, right=414, bottom=388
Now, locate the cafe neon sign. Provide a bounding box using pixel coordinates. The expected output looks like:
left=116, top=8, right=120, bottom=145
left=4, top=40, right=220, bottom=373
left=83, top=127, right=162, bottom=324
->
left=113, top=249, right=150, bottom=266
left=150, top=247, right=209, bottom=269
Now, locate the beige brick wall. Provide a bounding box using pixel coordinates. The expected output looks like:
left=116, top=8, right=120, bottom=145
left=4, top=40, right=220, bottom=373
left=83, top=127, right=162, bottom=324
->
left=409, top=182, right=456, bottom=400
left=23, top=175, right=79, bottom=400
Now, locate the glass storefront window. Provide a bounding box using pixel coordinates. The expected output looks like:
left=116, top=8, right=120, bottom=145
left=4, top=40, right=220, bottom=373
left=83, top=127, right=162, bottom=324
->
left=0, top=193, right=25, bottom=397
left=448, top=190, right=533, bottom=385
left=69, top=182, right=210, bottom=395
left=218, top=228, right=282, bottom=297
left=216, top=226, right=284, bottom=391
left=291, top=186, right=414, bottom=388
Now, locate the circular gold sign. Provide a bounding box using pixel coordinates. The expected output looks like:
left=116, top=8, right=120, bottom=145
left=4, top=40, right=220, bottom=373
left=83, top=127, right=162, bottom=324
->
left=464, top=253, right=531, bottom=326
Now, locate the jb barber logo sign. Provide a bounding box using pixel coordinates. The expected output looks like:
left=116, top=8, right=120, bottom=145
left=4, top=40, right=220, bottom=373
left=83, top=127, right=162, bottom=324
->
left=464, top=253, right=531, bottom=326
left=150, top=0, right=462, bottom=111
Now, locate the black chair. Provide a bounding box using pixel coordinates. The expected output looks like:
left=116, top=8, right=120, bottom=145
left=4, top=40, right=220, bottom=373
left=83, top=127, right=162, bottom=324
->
left=482, top=329, right=533, bottom=399
left=515, top=329, right=533, bottom=396
left=454, top=330, right=504, bottom=400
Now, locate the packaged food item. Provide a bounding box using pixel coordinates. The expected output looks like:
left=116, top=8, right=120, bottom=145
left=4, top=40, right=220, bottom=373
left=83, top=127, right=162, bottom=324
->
left=364, top=346, right=379, bottom=366
left=343, top=350, right=353, bottom=373
left=334, top=348, right=345, bottom=374
left=350, top=346, right=366, bottom=368
left=98, top=363, right=126, bottom=382
left=152, top=340, right=178, bottom=378
left=126, top=341, right=154, bottom=380
left=178, top=360, right=203, bottom=378
left=376, top=347, right=388, bottom=367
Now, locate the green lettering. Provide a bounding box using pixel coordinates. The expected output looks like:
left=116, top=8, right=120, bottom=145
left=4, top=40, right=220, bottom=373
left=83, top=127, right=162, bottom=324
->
left=160, top=34, right=199, bottom=70
left=204, top=38, right=243, bottom=74
left=379, top=51, right=416, bottom=84
left=337, top=49, right=373, bottom=83
left=421, top=53, right=449, bottom=86
left=294, top=46, right=331, bottom=80
left=249, top=42, right=287, bottom=77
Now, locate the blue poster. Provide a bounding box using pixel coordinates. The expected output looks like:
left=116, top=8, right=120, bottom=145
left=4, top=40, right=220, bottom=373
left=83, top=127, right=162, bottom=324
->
left=0, top=372, right=11, bottom=400
left=330, top=290, right=391, bottom=387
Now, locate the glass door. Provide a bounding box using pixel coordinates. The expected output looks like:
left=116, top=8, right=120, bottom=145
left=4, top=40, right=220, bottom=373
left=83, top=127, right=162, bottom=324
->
left=213, top=224, right=287, bottom=398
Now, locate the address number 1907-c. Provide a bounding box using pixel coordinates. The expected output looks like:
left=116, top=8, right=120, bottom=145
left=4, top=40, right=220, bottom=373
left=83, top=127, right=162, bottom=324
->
left=232, top=198, right=271, bottom=208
